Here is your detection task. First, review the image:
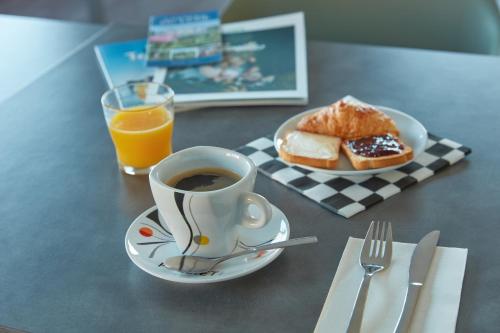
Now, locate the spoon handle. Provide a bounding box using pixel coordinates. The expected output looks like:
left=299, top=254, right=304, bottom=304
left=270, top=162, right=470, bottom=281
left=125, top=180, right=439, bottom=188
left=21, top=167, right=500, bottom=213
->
left=219, top=236, right=318, bottom=262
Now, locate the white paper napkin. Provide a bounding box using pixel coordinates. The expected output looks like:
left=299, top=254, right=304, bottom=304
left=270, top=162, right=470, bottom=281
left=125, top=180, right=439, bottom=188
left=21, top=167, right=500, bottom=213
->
left=315, top=237, right=467, bottom=333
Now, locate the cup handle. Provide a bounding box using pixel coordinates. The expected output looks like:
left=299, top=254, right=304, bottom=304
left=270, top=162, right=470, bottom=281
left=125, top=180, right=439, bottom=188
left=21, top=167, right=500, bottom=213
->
left=239, top=192, right=272, bottom=229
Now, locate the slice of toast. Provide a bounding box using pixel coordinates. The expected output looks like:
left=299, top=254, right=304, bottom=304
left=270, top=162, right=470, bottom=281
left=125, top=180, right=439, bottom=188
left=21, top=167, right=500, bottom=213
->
left=279, top=130, right=341, bottom=169
left=341, top=134, right=413, bottom=170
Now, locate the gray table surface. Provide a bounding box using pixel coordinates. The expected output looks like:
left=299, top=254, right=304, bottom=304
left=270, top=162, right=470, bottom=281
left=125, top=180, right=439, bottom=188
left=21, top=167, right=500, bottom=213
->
left=0, top=14, right=106, bottom=104
left=1, top=21, right=500, bottom=333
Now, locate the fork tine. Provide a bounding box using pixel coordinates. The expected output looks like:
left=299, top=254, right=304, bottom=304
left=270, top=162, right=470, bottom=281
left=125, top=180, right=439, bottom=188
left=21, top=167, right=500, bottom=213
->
left=384, top=222, right=393, bottom=260
left=377, top=221, right=386, bottom=257
left=361, top=221, right=375, bottom=258
left=373, top=221, right=380, bottom=257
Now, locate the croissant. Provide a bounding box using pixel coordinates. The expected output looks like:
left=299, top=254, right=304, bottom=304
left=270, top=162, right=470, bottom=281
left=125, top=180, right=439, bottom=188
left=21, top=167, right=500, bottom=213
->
left=297, top=99, right=399, bottom=139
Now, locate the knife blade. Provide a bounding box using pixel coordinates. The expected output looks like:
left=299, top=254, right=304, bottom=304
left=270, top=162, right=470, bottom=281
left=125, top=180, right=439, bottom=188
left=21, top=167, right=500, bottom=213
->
left=394, top=230, right=440, bottom=333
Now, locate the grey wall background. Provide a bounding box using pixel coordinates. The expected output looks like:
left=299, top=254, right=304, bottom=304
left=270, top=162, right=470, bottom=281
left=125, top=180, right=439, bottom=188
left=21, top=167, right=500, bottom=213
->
left=0, top=0, right=230, bottom=24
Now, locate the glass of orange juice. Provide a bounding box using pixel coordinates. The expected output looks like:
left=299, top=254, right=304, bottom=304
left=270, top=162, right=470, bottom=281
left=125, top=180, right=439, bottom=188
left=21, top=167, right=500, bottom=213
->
left=101, top=82, right=174, bottom=175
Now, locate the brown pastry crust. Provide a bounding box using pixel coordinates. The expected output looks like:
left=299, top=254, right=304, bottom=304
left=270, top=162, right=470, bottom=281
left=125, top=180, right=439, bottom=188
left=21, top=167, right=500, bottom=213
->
left=297, top=99, right=399, bottom=139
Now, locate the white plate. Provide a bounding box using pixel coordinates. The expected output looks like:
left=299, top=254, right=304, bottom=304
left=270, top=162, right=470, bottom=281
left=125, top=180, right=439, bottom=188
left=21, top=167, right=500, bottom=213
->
left=274, top=105, right=428, bottom=175
left=125, top=204, right=290, bottom=284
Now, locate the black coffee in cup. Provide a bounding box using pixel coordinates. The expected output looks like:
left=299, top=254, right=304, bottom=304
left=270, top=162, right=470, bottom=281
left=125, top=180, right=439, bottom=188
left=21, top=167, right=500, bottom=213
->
left=165, top=167, right=241, bottom=192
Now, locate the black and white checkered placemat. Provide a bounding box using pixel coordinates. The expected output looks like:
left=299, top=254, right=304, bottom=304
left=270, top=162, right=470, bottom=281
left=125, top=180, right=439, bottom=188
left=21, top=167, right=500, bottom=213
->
left=236, top=133, right=471, bottom=218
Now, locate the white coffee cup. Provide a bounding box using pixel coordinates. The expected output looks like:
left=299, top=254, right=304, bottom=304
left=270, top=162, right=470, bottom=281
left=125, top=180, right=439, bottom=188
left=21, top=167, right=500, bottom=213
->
left=149, top=146, right=273, bottom=258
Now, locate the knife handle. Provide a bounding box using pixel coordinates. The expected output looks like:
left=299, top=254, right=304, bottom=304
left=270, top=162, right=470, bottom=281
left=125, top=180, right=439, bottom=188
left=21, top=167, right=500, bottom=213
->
left=394, top=284, right=422, bottom=333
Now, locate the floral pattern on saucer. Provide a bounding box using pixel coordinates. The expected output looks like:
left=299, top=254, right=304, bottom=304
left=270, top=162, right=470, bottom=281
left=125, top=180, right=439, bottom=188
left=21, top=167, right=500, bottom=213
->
left=125, top=204, right=290, bottom=283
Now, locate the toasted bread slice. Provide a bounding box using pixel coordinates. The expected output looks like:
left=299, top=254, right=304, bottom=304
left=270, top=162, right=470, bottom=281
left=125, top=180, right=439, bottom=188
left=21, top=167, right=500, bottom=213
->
left=341, top=134, right=413, bottom=170
left=279, top=130, right=341, bottom=169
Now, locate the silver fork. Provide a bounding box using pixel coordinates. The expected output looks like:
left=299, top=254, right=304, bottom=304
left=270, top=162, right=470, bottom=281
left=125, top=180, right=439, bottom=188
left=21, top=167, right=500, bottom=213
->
left=346, top=221, right=393, bottom=333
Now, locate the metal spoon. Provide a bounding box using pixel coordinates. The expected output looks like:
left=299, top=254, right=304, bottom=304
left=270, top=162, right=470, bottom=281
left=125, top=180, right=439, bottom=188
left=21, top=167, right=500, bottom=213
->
left=163, top=236, right=318, bottom=274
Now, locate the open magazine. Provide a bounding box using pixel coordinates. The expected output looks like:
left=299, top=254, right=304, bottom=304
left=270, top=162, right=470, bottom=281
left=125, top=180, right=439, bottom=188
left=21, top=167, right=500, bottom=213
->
left=95, top=12, right=308, bottom=110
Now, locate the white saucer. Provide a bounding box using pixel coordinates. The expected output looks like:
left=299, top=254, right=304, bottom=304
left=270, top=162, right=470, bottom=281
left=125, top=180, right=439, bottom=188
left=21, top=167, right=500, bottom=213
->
left=125, top=204, right=290, bottom=283
left=274, top=103, right=428, bottom=176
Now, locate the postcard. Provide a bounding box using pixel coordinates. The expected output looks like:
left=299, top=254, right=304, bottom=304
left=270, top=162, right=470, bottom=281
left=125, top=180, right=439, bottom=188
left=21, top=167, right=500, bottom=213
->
left=146, top=10, right=223, bottom=67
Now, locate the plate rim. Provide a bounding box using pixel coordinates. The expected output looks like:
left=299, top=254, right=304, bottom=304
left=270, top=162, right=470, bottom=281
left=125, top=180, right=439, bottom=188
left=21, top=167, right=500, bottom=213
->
left=273, top=104, right=428, bottom=175
left=125, top=205, right=290, bottom=284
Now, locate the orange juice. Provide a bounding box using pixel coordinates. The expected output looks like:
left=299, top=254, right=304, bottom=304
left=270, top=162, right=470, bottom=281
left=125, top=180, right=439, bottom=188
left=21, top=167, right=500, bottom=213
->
left=109, top=105, right=173, bottom=168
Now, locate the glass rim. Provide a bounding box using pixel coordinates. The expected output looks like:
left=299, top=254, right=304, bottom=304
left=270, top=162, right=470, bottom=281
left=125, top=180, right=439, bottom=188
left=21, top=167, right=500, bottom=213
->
left=101, top=82, right=175, bottom=113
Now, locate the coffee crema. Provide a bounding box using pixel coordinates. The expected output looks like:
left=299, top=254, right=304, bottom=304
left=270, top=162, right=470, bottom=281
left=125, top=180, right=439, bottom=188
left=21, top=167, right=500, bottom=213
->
left=165, top=167, right=241, bottom=192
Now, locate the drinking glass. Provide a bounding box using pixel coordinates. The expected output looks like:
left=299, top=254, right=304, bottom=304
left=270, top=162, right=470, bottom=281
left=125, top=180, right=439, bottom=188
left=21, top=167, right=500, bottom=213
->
left=101, top=82, right=175, bottom=175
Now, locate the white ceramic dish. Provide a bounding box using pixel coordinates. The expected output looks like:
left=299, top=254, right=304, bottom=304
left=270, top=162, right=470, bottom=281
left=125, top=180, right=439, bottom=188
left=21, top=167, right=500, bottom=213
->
left=274, top=105, right=427, bottom=175
left=125, top=204, right=290, bottom=284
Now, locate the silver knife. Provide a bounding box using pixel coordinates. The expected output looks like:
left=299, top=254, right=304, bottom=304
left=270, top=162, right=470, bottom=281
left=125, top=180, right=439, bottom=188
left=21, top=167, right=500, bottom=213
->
left=394, top=231, right=440, bottom=333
